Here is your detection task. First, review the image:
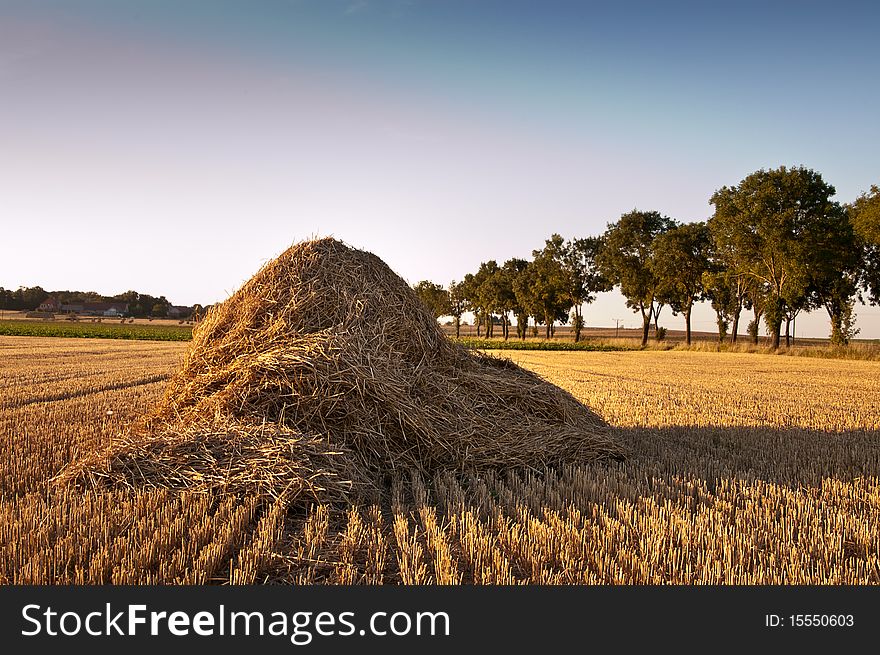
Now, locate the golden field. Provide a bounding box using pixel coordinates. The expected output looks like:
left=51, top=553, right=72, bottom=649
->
left=1, top=336, right=878, bottom=584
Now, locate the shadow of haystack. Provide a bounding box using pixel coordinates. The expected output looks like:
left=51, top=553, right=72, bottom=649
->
left=57, top=238, right=623, bottom=504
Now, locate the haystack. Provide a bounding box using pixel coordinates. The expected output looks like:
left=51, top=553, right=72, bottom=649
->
left=59, top=238, right=622, bottom=503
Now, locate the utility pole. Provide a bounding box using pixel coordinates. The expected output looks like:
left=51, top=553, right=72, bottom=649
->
left=612, top=318, right=621, bottom=338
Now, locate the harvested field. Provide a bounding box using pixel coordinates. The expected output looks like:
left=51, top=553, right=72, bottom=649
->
left=2, top=336, right=878, bottom=584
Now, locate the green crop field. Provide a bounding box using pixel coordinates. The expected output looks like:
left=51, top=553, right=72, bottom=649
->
left=453, top=337, right=632, bottom=351
left=0, top=320, right=193, bottom=341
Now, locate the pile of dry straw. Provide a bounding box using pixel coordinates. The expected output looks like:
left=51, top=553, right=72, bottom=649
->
left=60, top=238, right=622, bottom=503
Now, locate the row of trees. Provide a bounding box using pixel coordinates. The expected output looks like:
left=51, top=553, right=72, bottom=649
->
left=415, top=234, right=609, bottom=343
left=413, top=167, right=880, bottom=347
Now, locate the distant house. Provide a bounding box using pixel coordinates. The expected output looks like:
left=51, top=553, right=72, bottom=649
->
left=61, top=302, right=129, bottom=317
left=167, top=305, right=191, bottom=319
left=37, top=296, right=62, bottom=312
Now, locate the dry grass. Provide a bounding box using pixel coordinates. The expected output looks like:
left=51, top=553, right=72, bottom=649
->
left=2, top=336, right=878, bottom=584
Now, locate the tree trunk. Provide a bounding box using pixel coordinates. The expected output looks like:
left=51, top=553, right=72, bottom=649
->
left=753, top=308, right=763, bottom=345
left=768, top=299, right=783, bottom=349
left=545, top=315, right=552, bottom=339
left=641, top=310, right=650, bottom=347
left=784, top=317, right=791, bottom=348
left=476, top=313, right=481, bottom=338
left=455, top=316, right=460, bottom=339
left=685, top=309, right=692, bottom=346
left=731, top=308, right=741, bottom=344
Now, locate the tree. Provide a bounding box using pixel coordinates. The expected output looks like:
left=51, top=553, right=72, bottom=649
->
left=153, top=295, right=171, bottom=317
left=709, top=166, right=841, bottom=349
left=804, top=201, right=863, bottom=345
left=703, top=268, right=747, bottom=343
left=447, top=280, right=467, bottom=338
left=483, top=259, right=527, bottom=341
left=412, top=280, right=451, bottom=320
left=706, top=219, right=751, bottom=343
left=561, top=236, right=611, bottom=342
left=114, top=290, right=169, bottom=318
left=477, top=260, right=515, bottom=339
left=472, top=261, right=501, bottom=338
left=597, top=210, right=676, bottom=346
left=653, top=222, right=711, bottom=345
left=459, top=273, right=481, bottom=336
left=518, top=236, right=571, bottom=339
left=744, top=281, right=768, bottom=345
left=850, top=185, right=880, bottom=306
left=0, top=286, right=49, bottom=310
left=513, top=261, right=540, bottom=338
left=502, top=258, right=530, bottom=340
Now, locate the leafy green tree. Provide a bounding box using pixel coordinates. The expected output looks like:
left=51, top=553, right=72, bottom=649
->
left=0, top=286, right=49, bottom=310
left=654, top=222, right=711, bottom=345
left=850, top=185, right=880, bottom=306
left=459, top=273, right=482, bottom=336
left=703, top=268, right=747, bottom=343
left=597, top=210, right=676, bottom=346
left=21, top=286, right=49, bottom=310
left=709, top=166, right=841, bottom=349
left=447, top=280, right=468, bottom=338
left=413, top=280, right=451, bottom=321
left=744, top=281, right=768, bottom=345
left=113, top=290, right=167, bottom=318
left=516, top=236, right=571, bottom=339
left=484, top=260, right=517, bottom=339
left=747, top=319, right=760, bottom=343
left=512, top=261, right=541, bottom=338
left=482, top=258, right=527, bottom=341
left=502, top=258, right=530, bottom=340
left=150, top=295, right=171, bottom=317
left=803, top=202, right=863, bottom=345
left=705, top=220, right=751, bottom=343
left=473, top=261, right=502, bottom=338
left=561, top=236, right=611, bottom=342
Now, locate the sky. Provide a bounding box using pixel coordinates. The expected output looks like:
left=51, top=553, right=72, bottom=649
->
left=1, top=0, right=879, bottom=338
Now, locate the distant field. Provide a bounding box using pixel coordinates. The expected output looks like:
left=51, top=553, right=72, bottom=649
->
left=453, top=337, right=633, bottom=351
left=0, top=319, right=193, bottom=341
left=2, top=336, right=877, bottom=584
left=5, top=319, right=877, bottom=361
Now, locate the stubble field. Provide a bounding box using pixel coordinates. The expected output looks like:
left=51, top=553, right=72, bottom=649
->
left=1, top=336, right=878, bottom=584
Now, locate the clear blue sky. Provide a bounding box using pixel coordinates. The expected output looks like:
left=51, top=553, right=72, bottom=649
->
left=2, top=1, right=879, bottom=337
